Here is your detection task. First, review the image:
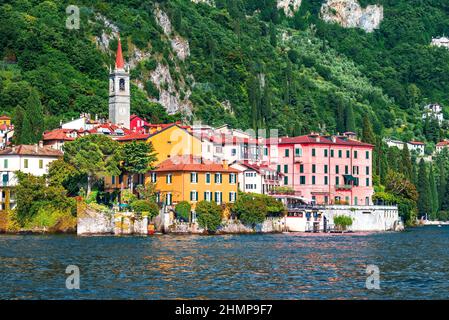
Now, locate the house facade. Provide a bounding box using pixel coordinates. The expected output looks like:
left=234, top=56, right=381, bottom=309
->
left=0, top=144, right=62, bottom=210
left=230, top=161, right=281, bottom=195
left=266, top=133, right=374, bottom=205
left=152, top=156, right=239, bottom=209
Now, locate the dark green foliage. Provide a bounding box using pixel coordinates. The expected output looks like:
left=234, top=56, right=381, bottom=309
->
left=131, top=200, right=159, bottom=218
left=417, top=159, right=432, bottom=218
left=175, top=201, right=191, bottom=222
left=195, top=200, right=223, bottom=232
left=120, top=141, right=157, bottom=190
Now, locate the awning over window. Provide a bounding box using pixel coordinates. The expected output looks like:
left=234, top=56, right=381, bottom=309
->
left=343, top=175, right=357, bottom=184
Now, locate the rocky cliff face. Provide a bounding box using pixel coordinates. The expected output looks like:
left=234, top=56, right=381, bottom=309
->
left=320, top=0, right=383, bottom=33
left=277, top=0, right=302, bottom=17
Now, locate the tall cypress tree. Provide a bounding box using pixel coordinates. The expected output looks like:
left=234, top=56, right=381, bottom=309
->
left=417, top=159, right=432, bottom=218
left=429, top=164, right=438, bottom=219
left=24, top=89, right=44, bottom=144
left=361, top=115, right=376, bottom=145
left=344, top=104, right=356, bottom=132
left=12, top=106, right=25, bottom=145
left=400, top=144, right=413, bottom=180
left=438, top=156, right=447, bottom=209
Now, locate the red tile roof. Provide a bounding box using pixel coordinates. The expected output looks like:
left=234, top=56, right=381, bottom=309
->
left=0, top=115, right=11, bottom=120
left=155, top=155, right=239, bottom=173
left=233, top=161, right=275, bottom=174
left=115, top=132, right=149, bottom=142
left=115, top=36, right=125, bottom=69
left=409, top=141, right=425, bottom=145
left=43, top=129, right=76, bottom=141
left=267, top=135, right=373, bottom=147
left=437, top=141, right=449, bottom=147
left=200, top=133, right=262, bottom=145
left=0, top=145, right=63, bottom=157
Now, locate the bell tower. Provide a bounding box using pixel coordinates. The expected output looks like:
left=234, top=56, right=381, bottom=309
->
left=109, top=36, right=130, bottom=129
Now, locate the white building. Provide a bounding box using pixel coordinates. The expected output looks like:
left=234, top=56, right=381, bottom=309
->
left=0, top=144, right=62, bottom=210
left=422, top=103, right=444, bottom=124
left=431, top=36, right=449, bottom=49
left=230, top=161, right=281, bottom=195
left=384, top=138, right=404, bottom=150
left=436, top=140, right=449, bottom=153
left=407, top=141, right=425, bottom=156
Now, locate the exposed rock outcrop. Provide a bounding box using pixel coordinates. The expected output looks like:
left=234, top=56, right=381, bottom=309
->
left=277, top=0, right=302, bottom=17
left=191, top=0, right=215, bottom=6
left=320, top=0, right=383, bottom=33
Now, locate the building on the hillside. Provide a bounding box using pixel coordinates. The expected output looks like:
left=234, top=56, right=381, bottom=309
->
left=422, top=103, right=444, bottom=124
left=109, top=36, right=130, bottom=129
left=0, top=144, right=62, bottom=210
left=230, top=161, right=281, bottom=194
left=407, top=141, right=425, bottom=156
left=0, top=122, right=14, bottom=149
left=0, top=115, right=11, bottom=126
left=431, top=36, right=449, bottom=49
left=384, top=138, right=405, bottom=150
left=151, top=155, right=238, bottom=208
left=130, top=114, right=149, bottom=133
left=43, top=128, right=80, bottom=151
left=265, top=133, right=374, bottom=206
left=436, top=140, right=449, bottom=153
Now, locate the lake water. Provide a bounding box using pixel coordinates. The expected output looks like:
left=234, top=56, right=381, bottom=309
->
left=1, top=226, right=449, bottom=300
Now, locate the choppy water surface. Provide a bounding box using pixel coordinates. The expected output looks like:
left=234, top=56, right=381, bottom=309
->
left=1, top=226, right=449, bottom=299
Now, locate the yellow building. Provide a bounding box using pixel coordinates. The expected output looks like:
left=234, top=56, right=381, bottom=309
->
left=105, top=124, right=203, bottom=191
left=0, top=115, right=11, bottom=126
left=151, top=155, right=239, bottom=208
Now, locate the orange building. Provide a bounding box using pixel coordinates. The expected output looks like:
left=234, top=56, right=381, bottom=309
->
left=151, top=155, right=239, bottom=208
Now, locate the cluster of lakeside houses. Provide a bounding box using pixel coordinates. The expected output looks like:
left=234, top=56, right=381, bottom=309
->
left=0, top=38, right=403, bottom=233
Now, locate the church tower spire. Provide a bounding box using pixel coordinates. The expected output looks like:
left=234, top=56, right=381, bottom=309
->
left=109, top=36, right=130, bottom=129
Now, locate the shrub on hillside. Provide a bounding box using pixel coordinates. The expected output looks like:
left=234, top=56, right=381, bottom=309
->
left=131, top=200, right=159, bottom=219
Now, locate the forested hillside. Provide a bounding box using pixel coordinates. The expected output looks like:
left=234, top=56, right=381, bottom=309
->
left=1, top=0, right=449, bottom=142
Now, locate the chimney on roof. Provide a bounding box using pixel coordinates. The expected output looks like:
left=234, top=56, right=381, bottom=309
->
left=222, top=159, right=228, bottom=170
left=35, top=144, right=38, bottom=153
left=38, top=140, right=43, bottom=148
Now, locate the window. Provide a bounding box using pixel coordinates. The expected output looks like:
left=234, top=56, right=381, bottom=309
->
left=284, top=165, right=288, bottom=174
left=264, top=148, right=268, bottom=156
left=214, top=192, right=222, bottom=204
left=312, top=176, right=316, bottom=185
left=366, top=166, right=370, bottom=175
left=366, top=178, right=370, bottom=187
left=205, top=173, right=211, bottom=184
left=119, top=78, right=125, bottom=91
left=285, top=149, right=290, bottom=157
left=151, top=173, right=157, bottom=183
left=24, top=159, right=28, bottom=169
left=324, top=196, right=329, bottom=204
left=300, top=164, right=304, bottom=173
left=312, top=165, right=316, bottom=174
left=277, top=165, right=281, bottom=173
left=324, top=176, right=328, bottom=185
left=204, top=191, right=212, bottom=202
left=354, top=151, right=358, bottom=159
left=335, top=165, right=339, bottom=174
left=336, top=176, right=340, bottom=186
left=231, top=149, right=237, bottom=156
left=229, top=173, right=236, bottom=184
left=229, top=192, right=236, bottom=203
left=166, top=174, right=172, bottom=184
left=190, top=191, right=198, bottom=202
left=166, top=193, right=172, bottom=206
left=112, top=176, right=116, bottom=185
left=330, top=150, right=334, bottom=158
left=366, top=151, right=370, bottom=159
left=312, top=149, right=316, bottom=157
left=324, top=149, right=328, bottom=157
left=295, top=147, right=302, bottom=157
left=284, top=176, right=288, bottom=185
left=345, top=166, right=349, bottom=175
left=354, top=197, right=358, bottom=206
left=190, top=172, right=198, bottom=183
left=300, top=176, right=306, bottom=185
left=215, top=173, right=222, bottom=184
left=338, top=150, right=342, bottom=158
left=3, top=159, right=7, bottom=169
left=324, top=165, right=328, bottom=174
left=346, top=150, right=350, bottom=158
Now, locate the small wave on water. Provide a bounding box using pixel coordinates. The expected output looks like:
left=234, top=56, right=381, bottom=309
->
left=1, top=226, right=449, bottom=300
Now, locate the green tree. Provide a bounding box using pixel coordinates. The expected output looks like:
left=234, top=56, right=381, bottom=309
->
left=63, top=135, right=121, bottom=196
left=344, top=104, right=356, bottom=132
left=429, top=164, right=438, bottom=219
left=175, top=201, right=191, bottom=222
left=417, top=159, right=431, bottom=218
left=25, top=88, right=44, bottom=144
left=361, top=115, right=376, bottom=145
left=233, top=195, right=267, bottom=227
left=120, top=141, right=157, bottom=191
left=195, top=200, right=223, bottom=233
left=12, top=106, right=25, bottom=145
left=400, top=144, right=413, bottom=181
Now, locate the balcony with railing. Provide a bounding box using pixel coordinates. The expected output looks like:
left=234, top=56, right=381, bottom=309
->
left=335, top=184, right=353, bottom=191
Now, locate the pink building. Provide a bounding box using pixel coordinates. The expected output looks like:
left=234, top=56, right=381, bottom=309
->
left=266, top=133, right=374, bottom=206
